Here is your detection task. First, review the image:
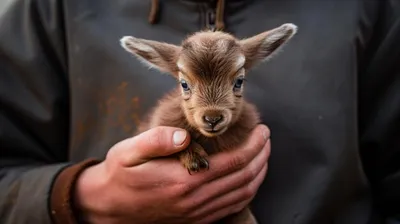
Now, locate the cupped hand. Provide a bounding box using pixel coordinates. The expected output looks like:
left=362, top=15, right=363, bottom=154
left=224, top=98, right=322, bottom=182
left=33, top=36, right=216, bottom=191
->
left=73, top=124, right=271, bottom=224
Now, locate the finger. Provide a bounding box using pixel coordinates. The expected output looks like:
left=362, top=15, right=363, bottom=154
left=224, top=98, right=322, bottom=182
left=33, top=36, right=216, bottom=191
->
left=197, top=124, right=270, bottom=183
left=170, top=124, right=269, bottom=197
left=116, top=126, right=191, bottom=167
left=184, top=138, right=270, bottom=208
left=122, top=125, right=269, bottom=195
left=194, top=164, right=266, bottom=224
left=190, top=162, right=267, bottom=221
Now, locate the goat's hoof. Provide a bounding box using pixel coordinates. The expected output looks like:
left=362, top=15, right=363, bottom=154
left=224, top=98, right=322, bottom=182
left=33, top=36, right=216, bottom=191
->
left=187, top=157, right=209, bottom=175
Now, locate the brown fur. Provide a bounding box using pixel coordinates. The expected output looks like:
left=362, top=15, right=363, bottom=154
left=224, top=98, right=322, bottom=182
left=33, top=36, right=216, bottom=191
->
left=120, top=23, right=298, bottom=224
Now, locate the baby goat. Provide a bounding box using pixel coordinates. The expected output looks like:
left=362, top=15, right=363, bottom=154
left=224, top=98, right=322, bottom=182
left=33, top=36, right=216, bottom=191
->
left=120, top=23, right=297, bottom=224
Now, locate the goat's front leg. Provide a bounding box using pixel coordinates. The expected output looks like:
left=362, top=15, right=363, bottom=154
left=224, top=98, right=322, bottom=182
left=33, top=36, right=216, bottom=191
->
left=176, top=141, right=209, bottom=174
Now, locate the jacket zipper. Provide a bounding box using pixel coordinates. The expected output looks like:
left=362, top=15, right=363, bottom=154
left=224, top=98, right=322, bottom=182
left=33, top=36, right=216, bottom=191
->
left=203, top=0, right=216, bottom=31
left=206, top=8, right=216, bottom=31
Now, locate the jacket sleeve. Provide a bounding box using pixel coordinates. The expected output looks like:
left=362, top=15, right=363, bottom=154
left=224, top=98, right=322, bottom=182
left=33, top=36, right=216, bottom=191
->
left=358, top=0, right=400, bottom=221
left=0, top=1, right=99, bottom=223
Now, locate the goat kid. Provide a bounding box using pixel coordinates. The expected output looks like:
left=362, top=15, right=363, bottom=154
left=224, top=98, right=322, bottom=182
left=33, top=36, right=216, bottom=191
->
left=120, top=23, right=297, bottom=224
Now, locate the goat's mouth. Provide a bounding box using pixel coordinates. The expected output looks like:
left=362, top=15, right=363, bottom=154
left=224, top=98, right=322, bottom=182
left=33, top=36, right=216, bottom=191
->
left=200, top=126, right=228, bottom=137
left=193, top=109, right=231, bottom=137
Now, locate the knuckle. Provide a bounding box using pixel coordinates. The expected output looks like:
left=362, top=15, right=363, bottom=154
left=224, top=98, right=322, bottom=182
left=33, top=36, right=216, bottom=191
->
left=174, top=201, right=191, bottom=216
left=174, top=182, right=195, bottom=197
left=242, top=184, right=255, bottom=200
left=232, top=205, right=243, bottom=214
left=263, top=125, right=271, bottom=139
left=254, top=134, right=265, bottom=150
left=250, top=126, right=269, bottom=150
left=227, top=154, right=246, bottom=171
left=248, top=167, right=264, bottom=193
left=230, top=202, right=247, bottom=215
left=242, top=168, right=256, bottom=185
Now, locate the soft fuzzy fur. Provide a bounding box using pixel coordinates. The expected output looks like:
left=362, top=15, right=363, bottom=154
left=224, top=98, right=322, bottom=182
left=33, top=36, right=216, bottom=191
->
left=120, top=23, right=297, bottom=224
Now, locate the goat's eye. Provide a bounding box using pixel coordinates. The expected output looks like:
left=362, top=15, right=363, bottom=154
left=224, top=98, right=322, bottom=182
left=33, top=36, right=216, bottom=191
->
left=233, top=77, right=244, bottom=90
left=180, top=79, right=190, bottom=91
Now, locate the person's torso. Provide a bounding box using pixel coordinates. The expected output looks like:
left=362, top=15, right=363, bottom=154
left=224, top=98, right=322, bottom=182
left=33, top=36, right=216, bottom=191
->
left=64, top=0, right=381, bottom=223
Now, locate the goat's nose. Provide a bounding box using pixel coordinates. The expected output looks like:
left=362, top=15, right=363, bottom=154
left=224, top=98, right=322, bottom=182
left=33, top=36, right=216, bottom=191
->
left=203, top=115, right=223, bottom=126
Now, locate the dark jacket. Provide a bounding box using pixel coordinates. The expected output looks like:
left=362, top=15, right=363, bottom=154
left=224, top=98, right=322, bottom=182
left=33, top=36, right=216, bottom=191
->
left=0, top=0, right=399, bottom=223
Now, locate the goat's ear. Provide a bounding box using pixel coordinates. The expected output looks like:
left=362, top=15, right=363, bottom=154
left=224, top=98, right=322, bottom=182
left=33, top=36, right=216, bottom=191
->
left=120, top=36, right=181, bottom=75
left=239, top=23, right=297, bottom=69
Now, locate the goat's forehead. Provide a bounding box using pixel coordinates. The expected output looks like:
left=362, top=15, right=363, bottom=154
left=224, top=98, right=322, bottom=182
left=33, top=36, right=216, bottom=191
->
left=182, top=32, right=239, bottom=53
left=176, top=32, right=245, bottom=81
left=177, top=54, right=245, bottom=83
left=180, top=32, right=242, bottom=66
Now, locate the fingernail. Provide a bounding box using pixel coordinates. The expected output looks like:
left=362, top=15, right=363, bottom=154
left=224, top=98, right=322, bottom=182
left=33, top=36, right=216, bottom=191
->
left=263, top=129, right=269, bottom=142
left=173, top=130, right=187, bottom=146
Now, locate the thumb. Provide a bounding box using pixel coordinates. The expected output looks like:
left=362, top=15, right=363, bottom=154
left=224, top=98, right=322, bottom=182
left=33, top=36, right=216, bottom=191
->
left=116, top=126, right=191, bottom=167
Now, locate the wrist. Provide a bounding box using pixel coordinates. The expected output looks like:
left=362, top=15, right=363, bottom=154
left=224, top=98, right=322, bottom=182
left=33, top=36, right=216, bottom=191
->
left=49, top=158, right=101, bottom=224
left=72, top=162, right=109, bottom=223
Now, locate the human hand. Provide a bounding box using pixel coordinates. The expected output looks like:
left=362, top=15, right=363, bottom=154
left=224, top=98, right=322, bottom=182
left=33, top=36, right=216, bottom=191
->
left=73, top=124, right=271, bottom=224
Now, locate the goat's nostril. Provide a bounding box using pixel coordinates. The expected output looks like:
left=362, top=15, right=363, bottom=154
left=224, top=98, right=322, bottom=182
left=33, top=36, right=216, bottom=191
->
left=203, top=115, right=223, bottom=125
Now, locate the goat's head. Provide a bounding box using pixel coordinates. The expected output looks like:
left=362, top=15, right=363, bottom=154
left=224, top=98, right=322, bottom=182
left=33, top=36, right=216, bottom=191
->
left=120, top=23, right=297, bottom=137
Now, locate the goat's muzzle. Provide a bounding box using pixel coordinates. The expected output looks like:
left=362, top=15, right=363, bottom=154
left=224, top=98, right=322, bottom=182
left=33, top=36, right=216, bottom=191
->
left=198, top=109, right=230, bottom=137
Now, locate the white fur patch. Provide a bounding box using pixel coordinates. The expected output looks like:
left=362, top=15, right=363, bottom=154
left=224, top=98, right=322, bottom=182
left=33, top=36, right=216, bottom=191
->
left=236, top=55, right=246, bottom=69
left=120, top=36, right=157, bottom=54
left=265, top=23, right=297, bottom=43
left=177, top=60, right=185, bottom=71
left=216, top=39, right=228, bottom=53
left=283, top=23, right=298, bottom=35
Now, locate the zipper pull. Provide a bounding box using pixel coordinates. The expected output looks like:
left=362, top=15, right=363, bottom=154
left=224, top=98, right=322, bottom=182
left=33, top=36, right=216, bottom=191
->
left=206, top=8, right=216, bottom=31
